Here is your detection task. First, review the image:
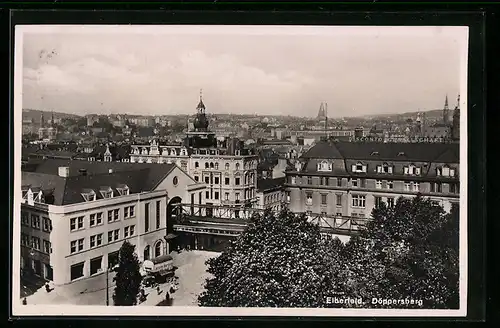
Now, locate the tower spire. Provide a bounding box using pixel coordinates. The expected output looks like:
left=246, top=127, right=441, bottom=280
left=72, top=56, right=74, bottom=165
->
left=444, top=94, right=449, bottom=109
left=443, top=94, right=450, bottom=125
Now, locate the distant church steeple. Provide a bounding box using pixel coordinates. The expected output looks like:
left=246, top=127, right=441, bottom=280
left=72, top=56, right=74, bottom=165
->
left=443, top=94, right=450, bottom=124
left=452, top=94, right=460, bottom=140
left=40, top=113, right=45, bottom=128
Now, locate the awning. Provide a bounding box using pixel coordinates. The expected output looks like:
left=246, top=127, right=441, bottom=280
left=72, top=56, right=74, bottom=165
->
left=165, top=233, right=177, bottom=240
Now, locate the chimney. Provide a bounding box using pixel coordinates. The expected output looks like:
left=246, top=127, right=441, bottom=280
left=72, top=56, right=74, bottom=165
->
left=58, top=166, right=70, bottom=178
left=79, top=168, right=87, bottom=176
left=108, top=169, right=113, bottom=174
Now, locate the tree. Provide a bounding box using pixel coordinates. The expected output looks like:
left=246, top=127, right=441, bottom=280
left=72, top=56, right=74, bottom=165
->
left=113, top=241, right=142, bottom=306
left=198, top=209, right=344, bottom=307
left=335, top=196, right=459, bottom=309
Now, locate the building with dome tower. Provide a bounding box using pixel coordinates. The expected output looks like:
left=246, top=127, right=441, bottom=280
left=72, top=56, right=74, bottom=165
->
left=129, top=91, right=259, bottom=221
left=38, top=112, right=57, bottom=142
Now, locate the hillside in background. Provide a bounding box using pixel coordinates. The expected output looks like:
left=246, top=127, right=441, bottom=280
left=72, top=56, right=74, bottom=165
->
left=361, top=109, right=444, bottom=120
left=22, top=109, right=82, bottom=123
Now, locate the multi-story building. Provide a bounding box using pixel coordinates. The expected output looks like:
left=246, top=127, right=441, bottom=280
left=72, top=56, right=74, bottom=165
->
left=38, top=113, right=57, bottom=142
left=285, top=141, right=460, bottom=221
left=129, top=92, right=259, bottom=217
left=20, top=159, right=205, bottom=285
left=256, top=177, right=286, bottom=212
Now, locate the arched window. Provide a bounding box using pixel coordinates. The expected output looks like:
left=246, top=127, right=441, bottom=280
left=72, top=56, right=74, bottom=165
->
left=236, top=163, right=240, bottom=170
left=154, top=241, right=162, bottom=258
left=205, top=162, right=209, bottom=169
left=195, top=161, right=199, bottom=168
left=210, top=162, right=214, bottom=168
left=143, top=245, right=150, bottom=261
left=225, top=163, right=230, bottom=170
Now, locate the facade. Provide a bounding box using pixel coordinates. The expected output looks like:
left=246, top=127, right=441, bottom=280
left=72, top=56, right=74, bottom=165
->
left=422, top=94, right=461, bottom=141
left=38, top=113, right=57, bottom=142
left=20, top=159, right=205, bottom=285
left=285, top=141, right=460, bottom=222
left=129, top=92, right=259, bottom=218
left=256, top=177, right=286, bottom=211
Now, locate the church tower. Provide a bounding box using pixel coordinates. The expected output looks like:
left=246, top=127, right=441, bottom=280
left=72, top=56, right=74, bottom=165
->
left=452, top=94, right=460, bottom=140
left=443, top=94, right=450, bottom=124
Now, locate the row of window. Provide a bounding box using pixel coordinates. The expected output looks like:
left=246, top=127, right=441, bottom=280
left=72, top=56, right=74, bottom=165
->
left=293, top=176, right=458, bottom=194
left=204, top=189, right=255, bottom=201
left=194, top=161, right=254, bottom=171
left=194, top=175, right=255, bottom=186
left=81, top=187, right=130, bottom=202
left=264, top=192, right=284, bottom=204
left=22, top=214, right=53, bottom=232
left=21, top=233, right=52, bottom=253
left=70, top=225, right=136, bottom=254
left=305, top=193, right=393, bottom=209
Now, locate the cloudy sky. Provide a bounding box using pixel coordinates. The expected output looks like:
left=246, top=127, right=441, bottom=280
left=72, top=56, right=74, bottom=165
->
left=18, top=25, right=468, bottom=118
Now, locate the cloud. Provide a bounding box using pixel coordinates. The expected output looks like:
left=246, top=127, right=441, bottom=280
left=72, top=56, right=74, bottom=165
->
left=19, top=27, right=466, bottom=117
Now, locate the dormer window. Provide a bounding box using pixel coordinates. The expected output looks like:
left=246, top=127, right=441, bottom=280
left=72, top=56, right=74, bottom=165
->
left=352, top=162, right=367, bottom=173
left=404, top=164, right=421, bottom=175
left=100, top=187, right=114, bottom=199
left=81, top=189, right=96, bottom=201
left=397, top=152, right=406, bottom=157
left=180, top=148, right=187, bottom=156
left=377, top=163, right=393, bottom=174
left=170, top=149, right=177, bottom=156
left=371, top=151, right=379, bottom=156
left=317, top=160, right=333, bottom=172
left=438, top=165, right=455, bottom=177
left=116, top=184, right=129, bottom=196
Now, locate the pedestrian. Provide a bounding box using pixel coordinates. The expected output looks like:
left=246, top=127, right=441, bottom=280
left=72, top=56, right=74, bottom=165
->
left=22, top=298, right=27, bottom=305
left=156, top=286, right=160, bottom=295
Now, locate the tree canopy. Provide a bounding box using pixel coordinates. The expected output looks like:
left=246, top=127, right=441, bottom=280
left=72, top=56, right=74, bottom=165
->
left=113, top=241, right=142, bottom=306
left=199, top=196, right=459, bottom=309
left=334, top=195, right=459, bottom=309
left=198, top=209, right=343, bottom=307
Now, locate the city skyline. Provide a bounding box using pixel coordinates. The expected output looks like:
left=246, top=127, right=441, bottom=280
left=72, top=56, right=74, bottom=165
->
left=20, top=25, right=467, bottom=118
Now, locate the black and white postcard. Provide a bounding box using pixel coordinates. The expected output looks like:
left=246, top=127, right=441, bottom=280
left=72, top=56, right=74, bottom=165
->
left=12, top=24, right=468, bottom=317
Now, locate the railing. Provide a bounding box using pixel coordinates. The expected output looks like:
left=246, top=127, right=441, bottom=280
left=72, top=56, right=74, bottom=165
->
left=170, top=203, right=368, bottom=236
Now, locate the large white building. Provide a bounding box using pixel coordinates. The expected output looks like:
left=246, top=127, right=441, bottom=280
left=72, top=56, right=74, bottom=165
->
left=20, top=159, right=206, bottom=285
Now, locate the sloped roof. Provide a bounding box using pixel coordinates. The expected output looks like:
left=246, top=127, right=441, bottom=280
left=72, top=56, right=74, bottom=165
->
left=21, top=160, right=178, bottom=205
left=257, top=177, right=286, bottom=192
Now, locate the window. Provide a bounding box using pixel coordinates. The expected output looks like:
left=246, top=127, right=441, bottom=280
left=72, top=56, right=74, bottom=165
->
left=442, top=166, right=450, bottom=176
left=144, top=246, right=150, bottom=261
left=351, top=195, right=366, bottom=208
left=225, top=177, right=230, bottom=185
left=31, top=215, right=40, bottom=229
left=100, top=188, right=113, bottom=199
left=337, top=178, right=342, bottom=187
left=360, top=179, right=366, bottom=188
left=450, top=168, right=456, bottom=177
left=42, top=217, right=52, bottom=232
left=124, top=206, right=135, bottom=219
left=387, top=197, right=395, bottom=208
left=21, top=213, right=30, bottom=226
left=450, top=183, right=457, bottom=194
left=336, top=194, right=342, bottom=206
left=205, top=191, right=210, bottom=199
left=214, top=192, right=219, bottom=200
left=70, top=216, right=84, bottom=231
left=317, top=161, right=333, bottom=172
left=156, top=201, right=161, bottom=229
left=376, top=180, right=382, bottom=189
left=235, top=193, right=240, bottom=201
left=225, top=193, right=229, bottom=201
left=205, top=162, right=209, bottom=169
left=291, top=176, right=296, bottom=184
left=352, top=162, right=366, bottom=173
left=107, top=209, right=120, bottom=223
left=70, top=238, right=84, bottom=254
left=306, top=192, right=313, bottom=205
left=210, top=162, right=214, bottom=169
left=236, top=163, right=240, bottom=170
left=144, top=203, right=150, bottom=232
left=204, top=176, right=210, bottom=184
left=214, top=177, right=220, bottom=184
left=195, top=162, right=199, bottom=168
left=124, top=225, right=136, bottom=238
left=31, top=236, right=41, bottom=250
left=375, top=196, right=383, bottom=208
left=108, top=229, right=119, bottom=243
left=90, top=213, right=103, bottom=227
left=81, top=191, right=96, bottom=202
left=194, top=176, right=199, bottom=182
left=321, top=194, right=327, bottom=205
left=378, top=163, right=393, bottom=174
left=90, top=234, right=103, bottom=248
left=225, top=163, right=230, bottom=170
left=173, top=176, right=178, bottom=186
left=117, top=186, right=129, bottom=196
left=387, top=181, right=394, bottom=190
left=43, top=240, right=51, bottom=254
left=215, top=163, right=219, bottom=170
left=154, top=241, right=162, bottom=257
left=70, top=262, right=84, bottom=281
left=90, top=256, right=103, bottom=275
left=235, top=177, right=240, bottom=185
left=21, top=233, right=30, bottom=246
left=414, top=182, right=420, bottom=192
left=404, top=182, right=411, bottom=191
